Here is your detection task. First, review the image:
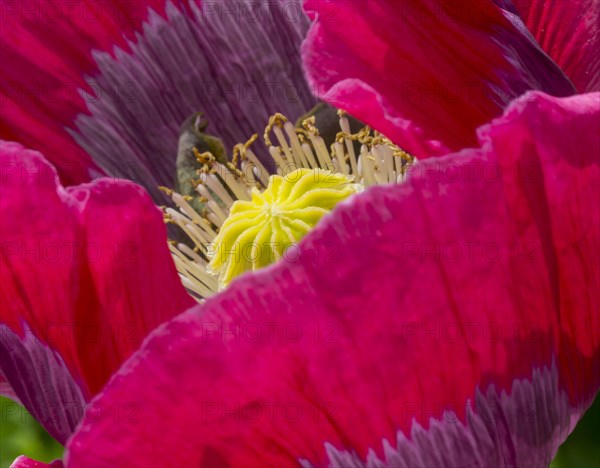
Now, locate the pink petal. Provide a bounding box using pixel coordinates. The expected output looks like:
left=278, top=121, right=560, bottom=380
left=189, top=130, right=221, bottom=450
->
left=0, top=0, right=179, bottom=185
left=10, top=456, right=63, bottom=468
left=65, top=92, right=599, bottom=466
left=0, top=142, right=194, bottom=439
left=302, top=0, right=575, bottom=158
left=512, top=0, right=600, bottom=92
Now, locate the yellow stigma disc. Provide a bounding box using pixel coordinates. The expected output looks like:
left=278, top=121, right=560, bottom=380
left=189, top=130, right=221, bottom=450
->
left=207, top=168, right=362, bottom=289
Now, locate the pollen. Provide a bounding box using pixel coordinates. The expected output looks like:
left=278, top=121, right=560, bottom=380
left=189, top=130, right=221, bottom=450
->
left=163, top=110, right=414, bottom=301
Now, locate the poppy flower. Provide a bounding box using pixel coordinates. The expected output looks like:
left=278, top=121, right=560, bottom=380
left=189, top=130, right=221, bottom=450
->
left=60, top=0, right=598, bottom=465
left=65, top=89, right=600, bottom=466
left=1, top=0, right=599, bottom=467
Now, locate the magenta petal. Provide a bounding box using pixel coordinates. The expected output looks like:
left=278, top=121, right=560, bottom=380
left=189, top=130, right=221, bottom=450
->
left=0, top=142, right=194, bottom=411
left=10, top=456, right=63, bottom=468
left=512, top=0, right=600, bottom=92
left=302, top=0, right=575, bottom=157
left=0, top=0, right=175, bottom=184
left=65, top=92, right=599, bottom=467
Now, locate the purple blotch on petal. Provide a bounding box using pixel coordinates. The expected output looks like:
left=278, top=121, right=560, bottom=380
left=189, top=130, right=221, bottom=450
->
left=316, top=364, right=574, bottom=468
left=0, top=323, right=86, bottom=445
left=71, top=0, right=317, bottom=202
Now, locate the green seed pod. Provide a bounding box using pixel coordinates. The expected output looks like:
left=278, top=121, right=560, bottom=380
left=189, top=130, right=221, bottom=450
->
left=175, top=113, right=227, bottom=211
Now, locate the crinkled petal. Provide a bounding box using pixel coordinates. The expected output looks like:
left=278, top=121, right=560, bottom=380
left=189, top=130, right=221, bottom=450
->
left=0, top=142, right=195, bottom=438
left=512, top=0, right=600, bottom=92
left=302, top=0, right=575, bottom=158
left=0, top=0, right=176, bottom=184
left=65, top=92, right=599, bottom=466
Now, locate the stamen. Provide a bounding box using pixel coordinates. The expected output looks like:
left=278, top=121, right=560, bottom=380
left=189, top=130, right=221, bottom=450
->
left=163, top=110, right=415, bottom=301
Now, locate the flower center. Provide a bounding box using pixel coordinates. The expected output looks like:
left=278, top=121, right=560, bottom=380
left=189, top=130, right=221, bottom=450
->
left=207, top=168, right=361, bottom=289
left=162, top=109, right=414, bottom=301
